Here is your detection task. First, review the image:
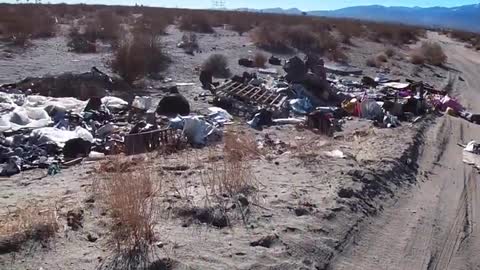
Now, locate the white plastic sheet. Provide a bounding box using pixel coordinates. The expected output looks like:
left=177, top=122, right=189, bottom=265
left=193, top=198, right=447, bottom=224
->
left=101, top=96, right=128, bottom=111
left=30, top=126, right=94, bottom=147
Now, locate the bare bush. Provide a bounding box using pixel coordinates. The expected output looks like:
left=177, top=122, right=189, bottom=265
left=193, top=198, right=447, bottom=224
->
left=230, top=17, right=252, bottom=36
left=368, top=23, right=423, bottom=45
left=327, top=48, right=349, bottom=63
left=67, top=26, right=97, bottom=53
left=0, top=5, right=56, bottom=46
left=419, top=42, right=447, bottom=66
left=97, top=161, right=159, bottom=257
left=0, top=203, right=58, bottom=253
left=202, top=131, right=258, bottom=199
left=133, top=15, right=168, bottom=37
left=385, top=47, right=395, bottom=57
left=178, top=14, right=214, bottom=33
left=410, top=51, right=426, bottom=65
left=111, top=33, right=169, bottom=84
left=250, top=23, right=290, bottom=52
left=178, top=32, right=199, bottom=55
left=253, top=52, right=267, bottom=68
left=96, top=10, right=122, bottom=43
left=202, top=54, right=230, bottom=78
left=376, top=53, right=388, bottom=63
left=366, top=57, right=381, bottom=68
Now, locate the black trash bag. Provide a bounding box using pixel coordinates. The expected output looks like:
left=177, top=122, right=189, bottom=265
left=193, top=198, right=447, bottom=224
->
left=269, top=56, right=282, bottom=66
left=84, top=97, right=103, bottom=112
left=362, top=76, right=378, bottom=87
left=238, top=58, right=254, bottom=68
left=284, top=56, right=307, bottom=83
left=63, top=138, right=92, bottom=159
left=156, top=94, right=190, bottom=116
left=200, top=70, right=213, bottom=90
left=0, top=156, right=22, bottom=177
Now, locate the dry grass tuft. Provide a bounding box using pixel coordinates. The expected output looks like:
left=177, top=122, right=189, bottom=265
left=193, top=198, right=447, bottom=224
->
left=223, top=129, right=261, bottom=161
left=96, top=159, right=160, bottom=258
left=253, top=52, right=267, bottom=68
left=202, top=54, right=230, bottom=78
left=0, top=203, right=58, bottom=253
left=201, top=130, right=259, bottom=200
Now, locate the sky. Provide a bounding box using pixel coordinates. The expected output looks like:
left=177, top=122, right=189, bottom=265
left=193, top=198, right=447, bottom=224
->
left=8, top=0, right=480, bottom=10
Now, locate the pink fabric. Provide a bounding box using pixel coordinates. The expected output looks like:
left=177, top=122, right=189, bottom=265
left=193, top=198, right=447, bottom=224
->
left=439, top=95, right=464, bottom=113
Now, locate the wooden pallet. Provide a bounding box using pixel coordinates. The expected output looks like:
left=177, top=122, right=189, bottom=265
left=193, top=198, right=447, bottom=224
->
left=124, top=128, right=179, bottom=155
left=215, top=80, right=287, bottom=110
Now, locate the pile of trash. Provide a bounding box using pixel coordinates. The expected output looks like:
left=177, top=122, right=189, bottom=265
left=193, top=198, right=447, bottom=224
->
left=202, top=54, right=477, bottom=134
left=0, top=71, right=237, bottom=176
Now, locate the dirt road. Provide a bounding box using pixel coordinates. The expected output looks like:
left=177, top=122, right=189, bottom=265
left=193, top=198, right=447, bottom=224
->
left=329, top=33, right=480, bottom=270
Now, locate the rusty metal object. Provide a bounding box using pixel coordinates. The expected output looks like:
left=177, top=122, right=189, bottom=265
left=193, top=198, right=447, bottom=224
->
left=124, top=128, right=179, bottom=155
left=215, top=80, right=287, bottom=110
left=306, top=111, right=335, bottom=137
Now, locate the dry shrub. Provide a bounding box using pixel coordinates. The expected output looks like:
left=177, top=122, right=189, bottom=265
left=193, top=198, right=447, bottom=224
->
left=67, top=26, right=97, bottom=53
left=449, top=29, right=480, bottom=49
left=111, top=32, right=169, bottom=84
left=96, top=10, right=122, bottom=43
left=178, top=14, right=213, bottom=33
left=250, top=23, right=290, bottom=53
left=223, top=129, right=261, bottom=161
left=0, top=5, right=56, bottom=46
left=327, top=48, right=349, bottom=63
left=97, top=162, right=159, bottom=256
left=0, top=203, right=58, bottom=253
left=385, top=47, right=395, bottom=57
left=202, top=54, right=230, bottom=78
left=179, top=32, right=199, bottom=54
left=419, top=41, right=447, bottom=66
left=366, top=56, right=381, bottom=68
left=368, top=23, right=422, bottom=45
left=229, top=16, right=252, bottom=36
left=286, top=25, right=340, bottom=55
left=202, top=131, right=258, bottom=199
left=410, top=51, right=426, bottom=65
left=376, top=53, right=388, bottom=63
left=253, top=52, right=267, bottom=68
left=133, top=15, right=168, bottom=37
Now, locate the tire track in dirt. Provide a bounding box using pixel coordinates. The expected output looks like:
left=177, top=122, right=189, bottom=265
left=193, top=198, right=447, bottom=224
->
left=330, top=33, right=480, bottom=270
left=428, top=170, right=476, bottom=270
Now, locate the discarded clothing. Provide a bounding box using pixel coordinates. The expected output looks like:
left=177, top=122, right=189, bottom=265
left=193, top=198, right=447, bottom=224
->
left=248, top=109, right=273, bottom=129
left=290, top=97, right=314, bottom=115
left=207, top=107, right=233, bottom=125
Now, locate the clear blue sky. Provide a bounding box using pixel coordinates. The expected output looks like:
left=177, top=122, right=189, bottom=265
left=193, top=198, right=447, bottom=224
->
left=9, top=0, right=480, bottom=10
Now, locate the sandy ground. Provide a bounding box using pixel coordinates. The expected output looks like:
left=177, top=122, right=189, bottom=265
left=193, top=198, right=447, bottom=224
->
left=329, top=32, right=480, bottom=270
left=0, top=24, right=465, bottom=270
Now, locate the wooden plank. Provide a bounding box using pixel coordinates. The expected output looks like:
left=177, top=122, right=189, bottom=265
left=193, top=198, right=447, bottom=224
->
left=262, top=93, right=275, bottom=104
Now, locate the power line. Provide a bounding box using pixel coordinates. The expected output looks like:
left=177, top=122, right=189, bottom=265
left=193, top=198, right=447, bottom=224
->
left=212, top=0, right=225, bottom=10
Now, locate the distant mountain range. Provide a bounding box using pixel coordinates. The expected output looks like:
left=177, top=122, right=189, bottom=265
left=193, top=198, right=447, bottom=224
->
left=237, top=4, right=480, bottom=33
